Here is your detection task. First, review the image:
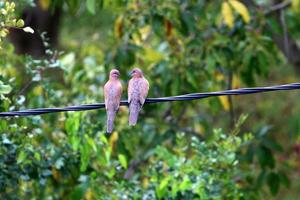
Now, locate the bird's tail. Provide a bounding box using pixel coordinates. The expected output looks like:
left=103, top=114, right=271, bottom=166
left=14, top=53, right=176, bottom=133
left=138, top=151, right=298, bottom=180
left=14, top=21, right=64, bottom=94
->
left=129, top=103, right=141, bottom=126
left=106, top=110, right=116, bottom=133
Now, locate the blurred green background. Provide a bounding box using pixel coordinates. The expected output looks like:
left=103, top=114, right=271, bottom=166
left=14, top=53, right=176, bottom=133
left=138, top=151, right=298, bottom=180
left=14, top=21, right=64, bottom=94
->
left=1, top=0, right=300, bottom=199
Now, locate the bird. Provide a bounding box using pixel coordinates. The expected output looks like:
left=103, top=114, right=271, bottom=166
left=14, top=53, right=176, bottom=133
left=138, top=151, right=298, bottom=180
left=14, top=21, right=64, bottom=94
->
left=104, top=69, right=122, bottom=133
left=128, top=68, right=149, bottom=126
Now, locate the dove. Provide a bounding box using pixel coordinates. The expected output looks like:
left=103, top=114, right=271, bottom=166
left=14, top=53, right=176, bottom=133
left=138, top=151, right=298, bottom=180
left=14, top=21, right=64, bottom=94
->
left=104, top=69, right=122, bottom=133
left=128, top=68, right=149, bottom=126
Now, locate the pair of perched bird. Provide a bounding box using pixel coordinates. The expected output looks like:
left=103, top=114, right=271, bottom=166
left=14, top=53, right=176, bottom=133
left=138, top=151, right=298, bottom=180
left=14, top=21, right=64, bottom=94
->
left=104, top=68, right=149, bottom=133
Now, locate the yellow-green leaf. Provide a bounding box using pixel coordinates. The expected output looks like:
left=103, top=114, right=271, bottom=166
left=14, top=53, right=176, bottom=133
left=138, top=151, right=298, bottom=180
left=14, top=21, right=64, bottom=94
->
left=222, top=2, right=234, bottom=28
left=114, top=16, right=123, bottom=38
left=17, top=151, right=27, bottom=164
left=16, top=19, right=24, bottom=28
left=292, top=0, right=300, bottom=12
left=229, top=0, right=250, bottom=23
left=144, top=47, right=164, bottom=63
left=118, top=154, right=127, bottom=169
left=157, top=177, right=170, bottom=198
left=39, top=0, right=51, bottom=11
left=218, top=96, right=230, bottom=111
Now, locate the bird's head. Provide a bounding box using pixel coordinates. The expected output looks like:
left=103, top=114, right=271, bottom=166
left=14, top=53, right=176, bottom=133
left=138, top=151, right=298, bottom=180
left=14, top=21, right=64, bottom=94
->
left=130, top=68, right=143, bottom=78
left=109, top=69, right=120, bottom=79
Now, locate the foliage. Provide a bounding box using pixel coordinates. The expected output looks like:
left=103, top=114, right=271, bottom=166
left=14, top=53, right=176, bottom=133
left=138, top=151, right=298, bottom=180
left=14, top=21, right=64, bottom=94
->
left=1, top=0, right=300, bottom=199
left=0, top=113, right=253, bottom=199
left=0, top=0, right=35, bottom=49
left=0, top=1, right=23, bottom=48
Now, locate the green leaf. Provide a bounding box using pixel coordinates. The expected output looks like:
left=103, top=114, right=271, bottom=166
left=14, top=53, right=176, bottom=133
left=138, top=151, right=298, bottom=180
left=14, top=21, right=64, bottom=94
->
left=278, top=171, right=290, bottom=188
left=0, top=84, right=12, bottom=94
left=263, top=139, right=283, bottom=152
left=118, top=154, right=127, bottom=169
left=34, top=152, right=41, bottom=161
left=66, top=0, right=80, bottom=13
left=80, top=143, right=91, bottom=172
left=85, top=134, right=97, bottom=152
left=157, top=177, right=170, bottom=198
left=257, top=146, right=275, bottom=169
left=17, top=151, right=27, bottom=164
left=66, top=112, right=81, bottom=151
left=186, top=70, right=198, bottom=89
left=100, top=133, right=108, bottom=144
left=86, top=0, right=96, bottom=14
left=65, top=112, right=80, bottom=135
left=267, top=172, right=280, bottom=195
left=152, top=14, right=164, bottom=37
left=180, top=10, right=195, bottom=35
left=70, top=183, right=89, bottom=200
left=255, top=170, right=266, bottom=189
left=106, top=167, right=115, bottom=179
left=179, top=177, right=192, bottom=191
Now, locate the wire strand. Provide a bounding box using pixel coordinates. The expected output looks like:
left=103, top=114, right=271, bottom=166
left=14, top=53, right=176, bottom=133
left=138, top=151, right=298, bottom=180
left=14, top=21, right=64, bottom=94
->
left=1, top=82, right=300, bottom=117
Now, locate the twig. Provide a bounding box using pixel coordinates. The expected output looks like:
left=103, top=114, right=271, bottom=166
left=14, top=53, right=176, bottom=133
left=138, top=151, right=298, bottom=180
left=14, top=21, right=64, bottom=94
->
left=280, top=9, right=290, bottom=58
left=16, top=80, right=33, bottom=97
left=227, top=71, right=235, bottom=128
left=264, top=0, right=292, bottom=16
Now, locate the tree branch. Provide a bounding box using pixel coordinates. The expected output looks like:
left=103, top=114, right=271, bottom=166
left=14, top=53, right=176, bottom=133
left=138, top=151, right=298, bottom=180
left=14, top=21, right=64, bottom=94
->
left=243, top=0, right=300, bottom=70
left=264, top=0, right=292, bottom=16
left=280, top=9, right=290, bottom=58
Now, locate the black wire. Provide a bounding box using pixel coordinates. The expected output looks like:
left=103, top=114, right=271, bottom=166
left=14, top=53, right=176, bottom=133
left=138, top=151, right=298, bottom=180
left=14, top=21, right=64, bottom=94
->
left=1, top=82, right=300, bottom=118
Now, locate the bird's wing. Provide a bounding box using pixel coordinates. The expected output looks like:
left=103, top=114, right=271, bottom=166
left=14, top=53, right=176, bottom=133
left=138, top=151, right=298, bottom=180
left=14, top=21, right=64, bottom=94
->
left=139, top=78, right=149, bottom=105
left=128, top=78, right=134, bottom=104
left=104, top=81, right=110, bottom=110
left=115, top=80, right=123, bottom=110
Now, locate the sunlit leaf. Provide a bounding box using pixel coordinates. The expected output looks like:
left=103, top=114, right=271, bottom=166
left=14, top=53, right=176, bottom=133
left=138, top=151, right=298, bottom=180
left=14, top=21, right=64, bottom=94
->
left=114, top=16, right=123, bottom=38
left=118, top=154, right=127, bottom=169
left=143, top=47, right=164, bottom=63
left=222, top=2, right=234, bottom=28
left=157, top=177, right=170, bottom=198
left=292, top=0, right=300, bottom=12
left=218, top=96, right=230, bottom=111
left=229, top=0, right=250, bottom=24
left=0, top=83, right=12, bottom=94
left=109, top=131, right=118, bottom=150
left=80, top=143, right=91, bottom=172
left=179, top=176, right=192, bottom=191
left=16, top=19, right=24, bottom=27
left=86, top=0, right=96, bottom=14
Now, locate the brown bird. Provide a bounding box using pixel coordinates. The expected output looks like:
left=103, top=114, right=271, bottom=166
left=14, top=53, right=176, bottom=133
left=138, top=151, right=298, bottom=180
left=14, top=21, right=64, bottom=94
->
left=104, top=69, right=122, bottom=133
left=128, top=68, right=149, bottom=126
